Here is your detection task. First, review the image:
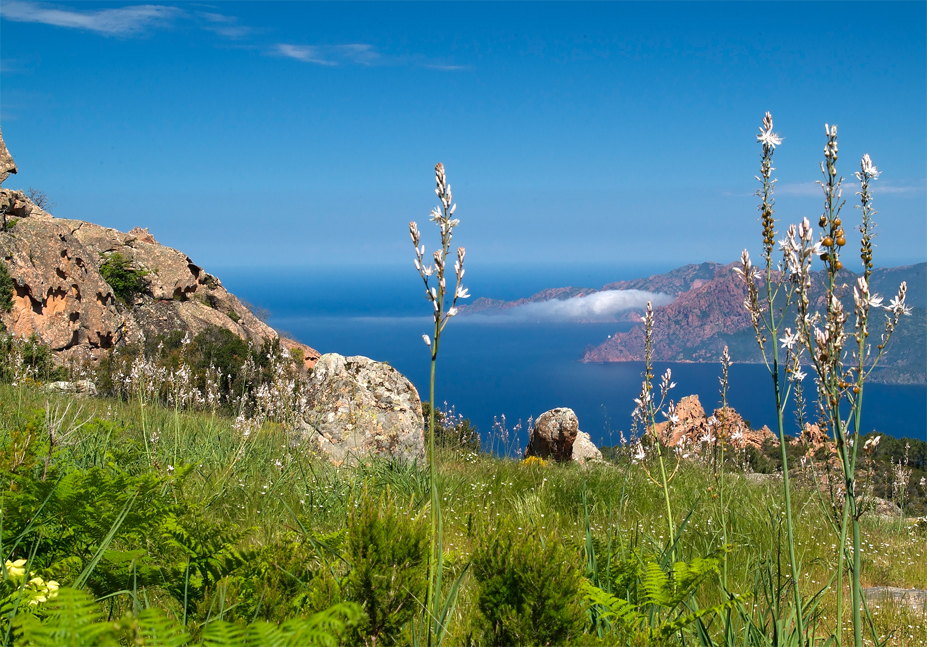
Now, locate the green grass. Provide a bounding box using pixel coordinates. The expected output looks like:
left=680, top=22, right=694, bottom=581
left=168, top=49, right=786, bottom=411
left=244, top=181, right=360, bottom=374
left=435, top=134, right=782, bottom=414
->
left=0, top=383, right=924, bottom=646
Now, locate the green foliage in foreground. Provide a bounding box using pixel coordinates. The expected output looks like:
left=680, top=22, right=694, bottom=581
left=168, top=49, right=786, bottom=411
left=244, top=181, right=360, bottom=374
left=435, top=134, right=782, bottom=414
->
left=0, top=385, right=924, bottom=646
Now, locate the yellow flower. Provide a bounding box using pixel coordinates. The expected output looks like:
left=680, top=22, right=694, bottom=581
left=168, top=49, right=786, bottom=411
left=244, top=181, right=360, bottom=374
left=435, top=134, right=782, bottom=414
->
left=5, top=559, right=27, bottom=579
left=46, top=580, right=59, bottom=594
left=522, top=456, right=549, bottom=467
left=29, top=576, right=45, bottom=587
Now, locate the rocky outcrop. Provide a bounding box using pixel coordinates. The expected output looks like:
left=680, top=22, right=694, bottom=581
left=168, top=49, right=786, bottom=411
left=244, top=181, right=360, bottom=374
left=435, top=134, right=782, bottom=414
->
left=525, top=408, right=579, bottom=462
left=0, top=129, right=319, bottom=369
left=524, top=407, right=602, bottom=463
left=299, top=353, right=425, bottom=464
left=0, top=127, right=16, bottom=186
left=862, top=587, right=926, bottom=614
left=654, top=394, right=776, bottom=451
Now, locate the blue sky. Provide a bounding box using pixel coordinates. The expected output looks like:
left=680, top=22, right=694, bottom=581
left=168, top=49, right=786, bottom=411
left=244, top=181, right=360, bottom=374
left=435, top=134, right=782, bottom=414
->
left=1, top=1, right=925, bottom=274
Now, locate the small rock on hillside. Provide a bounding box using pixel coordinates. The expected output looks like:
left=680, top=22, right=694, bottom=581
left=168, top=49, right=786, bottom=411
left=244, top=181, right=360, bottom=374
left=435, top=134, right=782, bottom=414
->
left=300, top=353, right=425, bottom=465
left=525, top=407, right=602, bottom=463
left=571, top=430, right=603, bottom=464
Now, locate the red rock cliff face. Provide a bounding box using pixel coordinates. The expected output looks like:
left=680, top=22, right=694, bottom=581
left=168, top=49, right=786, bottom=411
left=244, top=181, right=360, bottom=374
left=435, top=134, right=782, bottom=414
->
left=583, top=265, right=753, bottom=362
left=0, top=211, right=320, bottom=368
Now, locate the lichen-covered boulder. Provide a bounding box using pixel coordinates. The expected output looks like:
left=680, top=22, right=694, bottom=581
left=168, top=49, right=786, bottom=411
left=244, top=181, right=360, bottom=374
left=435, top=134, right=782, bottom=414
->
left=525, top=407, right=580, bottom=462
left=300, top=353, right=425, bottom=464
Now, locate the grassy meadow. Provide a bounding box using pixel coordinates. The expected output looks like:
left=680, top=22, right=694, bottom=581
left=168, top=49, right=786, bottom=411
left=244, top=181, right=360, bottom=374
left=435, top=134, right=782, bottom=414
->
left=0, top=377, right=924, bottom=646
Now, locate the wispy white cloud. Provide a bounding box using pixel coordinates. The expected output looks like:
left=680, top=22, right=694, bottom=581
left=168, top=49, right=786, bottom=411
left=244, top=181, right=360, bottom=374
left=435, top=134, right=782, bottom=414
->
left=874, top=181, right=926, bottom=195
left=463, top=290, right=675, bottom=324
left=274, top=44, right=337, bottom=66
left=0, top=1, right=183, bottom=36
left=274, top=43, right=383, bottom=66
left=273, top=42, right=467, bottom=70
left=196, top=11, right=251, bottom=39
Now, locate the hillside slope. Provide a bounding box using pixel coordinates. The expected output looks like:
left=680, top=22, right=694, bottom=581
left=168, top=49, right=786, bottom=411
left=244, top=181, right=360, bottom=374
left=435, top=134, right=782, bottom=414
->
left=0, top=128, right=319, bottom=368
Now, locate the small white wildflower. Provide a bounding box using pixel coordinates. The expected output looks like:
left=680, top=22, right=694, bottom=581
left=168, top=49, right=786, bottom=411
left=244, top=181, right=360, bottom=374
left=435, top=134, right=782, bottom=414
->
left=422, top=335, right=431, bottom=347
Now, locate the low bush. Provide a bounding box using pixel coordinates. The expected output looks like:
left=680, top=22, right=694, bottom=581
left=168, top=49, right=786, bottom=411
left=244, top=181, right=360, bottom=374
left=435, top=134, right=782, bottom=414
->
left=471, top=524, right=585, bottom=646
left=342, top=494, right=428, bottom=646
left=98, top=253, right=149, bottom=304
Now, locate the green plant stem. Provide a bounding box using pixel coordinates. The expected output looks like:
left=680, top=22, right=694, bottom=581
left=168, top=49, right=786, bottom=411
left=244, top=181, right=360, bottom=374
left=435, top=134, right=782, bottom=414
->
left=426, top=330, right=439, bottom=647
left=772, top=357, right=804, bottom=644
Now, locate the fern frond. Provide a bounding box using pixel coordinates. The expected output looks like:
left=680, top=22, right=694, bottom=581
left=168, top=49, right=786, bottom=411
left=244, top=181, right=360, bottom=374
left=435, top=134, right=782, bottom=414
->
left=657, top=594, right=744, bottom=639
left=201, top=619, right=247, bottom=647
left=132, top=607, right=189, bottom=647
left=640, top=561, right=671, bottom=607
left=581, top=581, right=642, bottom=631
left=16, top=587, right=118, bottom=647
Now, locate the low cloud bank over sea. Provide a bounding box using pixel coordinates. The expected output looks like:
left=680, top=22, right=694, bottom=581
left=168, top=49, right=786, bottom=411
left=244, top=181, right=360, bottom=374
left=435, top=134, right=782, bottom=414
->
left=461, top=290, right=675, bottom=323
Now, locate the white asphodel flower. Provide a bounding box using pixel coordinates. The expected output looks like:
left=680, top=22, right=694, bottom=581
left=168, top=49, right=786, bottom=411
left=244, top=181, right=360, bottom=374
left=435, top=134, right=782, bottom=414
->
left=780, top=329, right=800, bottom=350
left=446, top=307, right=458, bottom=317
left=757, top=112, right=782, bottom=148
left=856, top=153, right=881, bottom=180
left=455, top=286, right=470, bottom=299
left=422, top=335, right=431, bottom=347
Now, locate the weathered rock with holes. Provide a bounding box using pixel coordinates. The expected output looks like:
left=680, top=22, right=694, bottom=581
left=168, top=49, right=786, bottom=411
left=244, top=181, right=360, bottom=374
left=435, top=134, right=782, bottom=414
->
left=299, top=353, right=425, bottom=464
left=0, top=126, right=319, bottom=369
left=525, top=407, right=581, bottom=462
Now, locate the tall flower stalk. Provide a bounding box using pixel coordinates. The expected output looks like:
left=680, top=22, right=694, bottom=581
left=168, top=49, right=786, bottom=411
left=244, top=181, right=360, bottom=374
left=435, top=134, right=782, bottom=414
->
left=409, top=162, right=468, bottom=646
left=632, top=302, right=679, bottom=548
left=786, top=130, right=910, bottom=647
left=735, top=112, right=805, bottom=642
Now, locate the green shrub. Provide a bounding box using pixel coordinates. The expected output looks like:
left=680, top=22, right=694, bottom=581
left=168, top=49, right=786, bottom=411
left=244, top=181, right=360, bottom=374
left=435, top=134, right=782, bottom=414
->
left=343, top=494, right=428, bottom=646
left=471, top=525, right=585, bottom=646
left=423, top=401, right=480, bottom=452
left=99, top=253, right=149, bottom=304
left=0, top=260, right=14, bottom=313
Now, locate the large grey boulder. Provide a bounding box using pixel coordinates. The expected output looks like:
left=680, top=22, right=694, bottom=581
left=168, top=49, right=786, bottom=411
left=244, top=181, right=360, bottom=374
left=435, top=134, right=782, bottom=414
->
left=300, top=353, right=425, bottom=465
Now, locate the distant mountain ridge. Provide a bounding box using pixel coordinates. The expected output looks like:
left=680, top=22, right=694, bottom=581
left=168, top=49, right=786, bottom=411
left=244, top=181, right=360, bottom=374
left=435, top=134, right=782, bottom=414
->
left=463, top=261, right=926, bottom=385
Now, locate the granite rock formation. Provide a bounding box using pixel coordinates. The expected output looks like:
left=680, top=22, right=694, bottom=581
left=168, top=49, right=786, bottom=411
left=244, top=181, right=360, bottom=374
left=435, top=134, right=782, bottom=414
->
left=0, top=129, right=319, bottom=368
left=525, top=408, right=579, bottom=462
left=653, top=394, right=776, bottom=451
left=300, top=353, right=426, bottom=464
left=524, top=407, right=602, bottom=463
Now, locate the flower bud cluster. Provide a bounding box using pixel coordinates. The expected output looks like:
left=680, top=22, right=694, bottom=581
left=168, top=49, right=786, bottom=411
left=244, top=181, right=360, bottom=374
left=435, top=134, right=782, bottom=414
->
left=410, top=163, right=469, bottom=353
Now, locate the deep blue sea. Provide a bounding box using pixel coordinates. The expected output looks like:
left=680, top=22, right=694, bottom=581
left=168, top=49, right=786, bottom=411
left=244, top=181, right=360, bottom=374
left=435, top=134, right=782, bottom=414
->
left=214, top=265, right=927, bottom=448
